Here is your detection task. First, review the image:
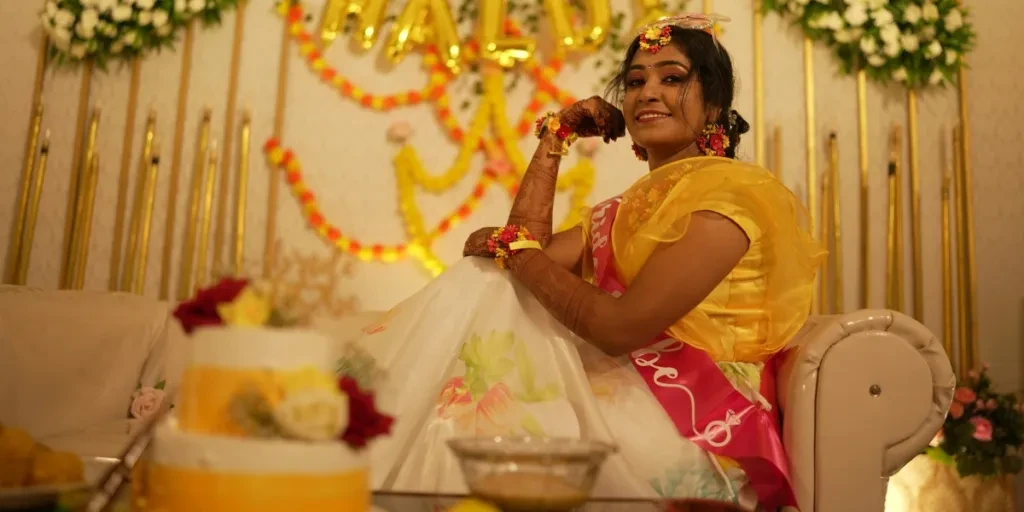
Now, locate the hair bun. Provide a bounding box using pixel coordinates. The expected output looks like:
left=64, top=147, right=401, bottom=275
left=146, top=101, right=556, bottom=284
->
left=729, top=110, right=750, bottom=135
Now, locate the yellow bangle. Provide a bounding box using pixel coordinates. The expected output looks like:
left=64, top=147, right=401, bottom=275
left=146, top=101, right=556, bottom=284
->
left=508, top=240, right=542, bottom=251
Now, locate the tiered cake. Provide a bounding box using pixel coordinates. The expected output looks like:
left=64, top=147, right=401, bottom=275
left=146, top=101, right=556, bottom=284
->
left=141, top=328, right=370, bottom=511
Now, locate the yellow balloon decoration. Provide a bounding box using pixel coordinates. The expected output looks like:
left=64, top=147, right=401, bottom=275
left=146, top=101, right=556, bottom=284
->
left=427, top=0, right=462, bottom=74
left=632, top=0, right=667, bottom=31
left=386, top=0, right=461, bottom=74
left=478, top=0, right=536, bottom=67
left=579, top=0, right=611, bottom=51
left=318, top=0, right=347, bottom=47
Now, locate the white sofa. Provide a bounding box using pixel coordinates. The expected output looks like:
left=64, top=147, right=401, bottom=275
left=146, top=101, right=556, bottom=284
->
left=0, top=285, right=954, bottom=511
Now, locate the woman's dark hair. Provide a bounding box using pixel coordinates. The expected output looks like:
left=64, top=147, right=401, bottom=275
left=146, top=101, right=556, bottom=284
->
left=606, top=26, right=750, bottom=159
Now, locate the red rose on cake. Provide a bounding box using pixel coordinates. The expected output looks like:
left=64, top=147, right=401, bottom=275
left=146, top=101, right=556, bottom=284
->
left=338, top=376, right=394, bottom=448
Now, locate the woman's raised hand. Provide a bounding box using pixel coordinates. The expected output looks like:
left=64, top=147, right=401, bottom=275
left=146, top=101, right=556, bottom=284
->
left=558, top=96, right=627, bottom=143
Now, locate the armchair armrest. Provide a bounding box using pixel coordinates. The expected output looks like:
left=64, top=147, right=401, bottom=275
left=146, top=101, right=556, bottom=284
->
left=777, top=310, right=955, bottom=512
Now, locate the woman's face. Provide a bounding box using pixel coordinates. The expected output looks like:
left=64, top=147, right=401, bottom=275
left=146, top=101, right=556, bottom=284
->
left=622, top=43, right=711, bottom=158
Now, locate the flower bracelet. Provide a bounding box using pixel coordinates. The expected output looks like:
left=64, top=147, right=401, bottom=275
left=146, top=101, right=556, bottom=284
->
left=534, top=112, right=578, bottom=156
left=488, top=225, right=542, bottom=269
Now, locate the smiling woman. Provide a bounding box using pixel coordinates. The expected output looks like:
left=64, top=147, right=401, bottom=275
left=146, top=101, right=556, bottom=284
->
left=359, top=13, right=826, bottom=512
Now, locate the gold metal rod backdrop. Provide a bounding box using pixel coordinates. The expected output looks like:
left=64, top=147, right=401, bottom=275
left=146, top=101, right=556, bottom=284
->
left=196, top=143, right=219, bottom=289
left=109, top=60, right=143, bottom=291
left=60, top=71, right=95, bottom=289
left=956, top=65, right=978, bottom=372
left=702, top=0, right=712, bottom=14
left=178, top=109, right=213, bottom=300
left=65, top=108, right=101, bottom=289
left=772, top=125, right=782, bottom=181
left=952, top=125, right=970, bottom=375
left=72, top=154, right=101, bottom=290
left=803, top=38, right=818, bottom=313
left=752, top=0, right=765, bottom=166
left=15, top=134, right=50, bottom=285
left=135, top=148, right=161, bottom=295
left=856, top=69, right=869, bottom=309
left=941, top=170, right=953, bottom=359
left=122, top=113, right=157, bottom=292
left=10, top=33, right=50, bottom=284
left=266, top=15, right=293, bottom=277
left=892, top=126, right=904, bottom=312
left=214, top=1, right=249, bottom=277
left=830, top=132, right=844, bottom=313
left=885, top=161, right=897, bottom=310
left=7, top=104, right=43, bottom=284
left=234, top=111, right=252, bottom=274
left=820, top=170, right=831, bottom=314
left=907, top=89, right=923, bottom=321
left=160, top=22, right=197, bottom=299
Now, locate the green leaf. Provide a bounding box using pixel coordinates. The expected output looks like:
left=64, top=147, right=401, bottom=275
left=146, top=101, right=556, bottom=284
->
left=154, top=380, right=166, bottom=390
left=925, top=446, right=954, bottom=466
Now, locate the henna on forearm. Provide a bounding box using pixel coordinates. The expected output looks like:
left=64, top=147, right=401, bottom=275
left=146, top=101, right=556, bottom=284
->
left=508, top=249, right=638, bottom=356
left=506, top=133, right=562, bottom=246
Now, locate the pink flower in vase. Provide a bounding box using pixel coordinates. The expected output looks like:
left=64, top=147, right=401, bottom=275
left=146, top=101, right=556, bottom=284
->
left=967, top=369, right=980, bottom=380
left=949, top=401, right=964, bottom=419
left=986, top=398, right=998, bottom=410
left=969, top=416, right=993, bottom=442
left=975, top=399, right=985, bottom=410
left=130, top=387, right=167, bottom=420
left=953, top=386, right=977, bottom=404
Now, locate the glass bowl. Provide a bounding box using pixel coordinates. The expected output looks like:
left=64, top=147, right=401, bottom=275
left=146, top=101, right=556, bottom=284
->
left=447, top=436, right=617, bottom=512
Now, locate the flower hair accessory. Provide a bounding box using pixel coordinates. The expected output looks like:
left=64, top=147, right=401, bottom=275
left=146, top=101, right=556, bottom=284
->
left=696, top=122, right=730, bottom=157
left=487, top=225, right=542, bottom=269
left=534, top=112, right=579, bottom=156
left=637, top=13, right=731, bottom=52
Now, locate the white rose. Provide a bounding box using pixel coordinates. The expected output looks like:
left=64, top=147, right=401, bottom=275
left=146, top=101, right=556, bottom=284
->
left=928, top=69, right=943, bottom=85
left=883, top=41, right=901, bottom=57
left=81, top=0, right=98, bottom=6
left=122, top=31, right=137, bottom=44
left=834, top=29, right=854, bottom=43
left=129, top=387, right=167, bottom=419
left=70, top=43, right=87, bottom=58
left=893, top=67, right=908, bottom=82
left=920, top=26, right=936, bottom=41
left=945, top=49, right=959, bottom=66
left=901, top=33, right=920, bottom=52
left=189, top=0, right=205, bottom=12
left=272, top=389, right=349, bottom=442
left=904, top=4, right=922, bottom=24
left=174, top=0, right=188, bottom=12
left=879, top=23, right=900, bottom=43
left=156, top=24, right=172, bottom=36
left=112, top=4, right=132, bottom=21
left=152, top=9, right=169, bottom=27
left=136, top=0, right=156, bottom=9
left=788, top=3, right=805, bottom=16
left=866, top=0, right=886, bottom=9
left=844, top=4, right=869, bottom=27
left=94, top=0, right=116, bottom=13
left=860, top=37, right=878, bottom=54
left=795, top=0, right=810, bottom=5
left=922, top=3, right=939, bottom=21
left=867, top=54, right=885, bottom=67
left=871, top=9, right=894, bottom=26
left=76, top=23, right=95, bottom=39
left=925, top=40, right=942, bottom=59
left=111, top=41, right=125, bottom=53
left=49, top=26, right=72, bottom=49
left=45, top=1, right=58, bottom=17
left=944, top=9, right=963, bottom=30
left=54, top=9, right=75, bottom=27
left=138, top=11, right=152, bottom=25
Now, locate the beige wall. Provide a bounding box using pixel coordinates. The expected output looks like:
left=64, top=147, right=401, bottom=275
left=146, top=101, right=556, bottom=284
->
left=1, top=0, right=1021, bottom=460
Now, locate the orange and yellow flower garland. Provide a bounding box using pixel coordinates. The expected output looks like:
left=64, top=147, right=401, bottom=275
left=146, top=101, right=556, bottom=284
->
left=272, top=2, right=596, bottom=276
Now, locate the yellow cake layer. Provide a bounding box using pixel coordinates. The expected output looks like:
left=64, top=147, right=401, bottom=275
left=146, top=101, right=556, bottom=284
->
left=176, top=327, right=335, bottom=436
left=142, top=419, right=369, bottom=511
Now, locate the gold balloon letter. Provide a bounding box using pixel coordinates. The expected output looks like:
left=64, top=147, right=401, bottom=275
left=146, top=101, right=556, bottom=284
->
left=319, top=0, right=390, bottom=50
left=478, top=0, right=536, bottom=67
left=544, top=0, right=611, bottom=52
left=386, top=0, right=462, bottom=74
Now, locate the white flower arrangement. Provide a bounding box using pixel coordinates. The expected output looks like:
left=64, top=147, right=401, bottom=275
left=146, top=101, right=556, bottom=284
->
left=39, top=0, right=240, bottom=69
left=763, top=0, right=975, bottom=89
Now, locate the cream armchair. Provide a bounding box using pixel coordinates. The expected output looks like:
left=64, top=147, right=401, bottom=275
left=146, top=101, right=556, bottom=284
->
left=0, top=285, right=954, bottom=512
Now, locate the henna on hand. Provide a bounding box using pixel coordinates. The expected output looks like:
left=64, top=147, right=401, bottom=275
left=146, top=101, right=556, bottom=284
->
left=462, top=226, right=498, bottom=258
left=557, top=96, right=627, bottom=142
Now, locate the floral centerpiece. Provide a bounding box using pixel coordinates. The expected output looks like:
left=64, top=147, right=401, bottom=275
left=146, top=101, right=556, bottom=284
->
left=926, top=364, right=1024, bottom=478
left=762, top=0, right=976, bottom=89
left=39, top=0, right=240, bottom=69
left=172, top=277, right=394, bottom=449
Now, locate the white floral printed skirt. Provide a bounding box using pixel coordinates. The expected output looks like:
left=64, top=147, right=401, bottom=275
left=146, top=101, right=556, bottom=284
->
left=356, top=258, right=756, bottom=509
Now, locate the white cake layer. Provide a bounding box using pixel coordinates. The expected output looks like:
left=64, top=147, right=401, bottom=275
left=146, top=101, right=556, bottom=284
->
left=188, top=327, right=334, bottom=371
left=152, top=418, right=368, bottom=473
